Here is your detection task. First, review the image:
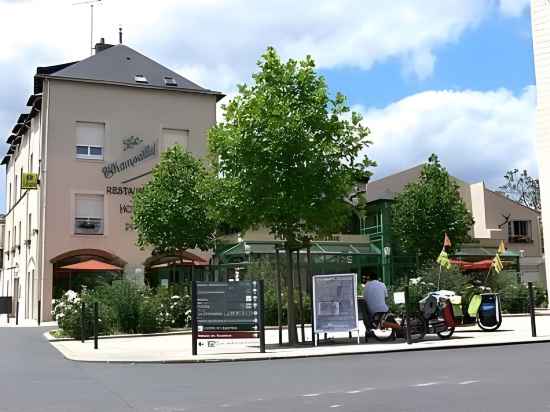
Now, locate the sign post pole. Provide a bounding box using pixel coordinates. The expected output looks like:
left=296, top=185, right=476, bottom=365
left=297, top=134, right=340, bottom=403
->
left=404, top=286, right=412, bottom=345
left=528, top=282, right=537, bottom=337
left=307, top=245, right=314, bottom=346
left=259, top=280, right=266, bottom=353
left=275, top=247, right=283, bottom=346
left=191, top=281, right=198, bottom=356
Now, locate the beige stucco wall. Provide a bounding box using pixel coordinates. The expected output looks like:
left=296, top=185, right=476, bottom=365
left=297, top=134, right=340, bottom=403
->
left=35, top=78, right=217, bottom=319
left=532, top=0, right=550, bottom=294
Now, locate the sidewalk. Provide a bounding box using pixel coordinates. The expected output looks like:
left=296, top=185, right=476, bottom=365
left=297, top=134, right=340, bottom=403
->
left=48, top=315, right=550, bottom=363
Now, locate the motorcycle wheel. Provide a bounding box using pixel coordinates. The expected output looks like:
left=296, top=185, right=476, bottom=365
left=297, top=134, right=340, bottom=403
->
left=372, top=327, right=395, bottom=342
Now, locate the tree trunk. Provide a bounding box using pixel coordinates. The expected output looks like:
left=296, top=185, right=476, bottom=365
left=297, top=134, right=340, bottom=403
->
left=286, top=245, right=298, bottom=345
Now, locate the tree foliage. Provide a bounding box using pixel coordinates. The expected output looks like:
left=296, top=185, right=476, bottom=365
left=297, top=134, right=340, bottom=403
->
left=391, top=154, right=474, bottom=266
left=208, top=47, right=375, bottom=243
left=132, top=145, right=216, bottom=256
left=499, top=169, right=541, bottom=210
left=208, top=47, right=374, bottom=344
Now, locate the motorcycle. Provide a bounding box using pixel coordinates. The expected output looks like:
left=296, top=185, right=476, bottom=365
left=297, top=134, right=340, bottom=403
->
left=358, top=291, right=456, bottom=342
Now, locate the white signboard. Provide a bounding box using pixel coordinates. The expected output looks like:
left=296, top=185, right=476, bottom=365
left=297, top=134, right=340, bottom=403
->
left=393, top=291, right=406, bottom=305
left=312, top=273, right=359, bottom=341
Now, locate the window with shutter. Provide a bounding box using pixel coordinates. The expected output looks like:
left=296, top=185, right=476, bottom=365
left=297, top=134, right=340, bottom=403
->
left=75, top=194, right=104, bottom=235
left=76, top=122, right=105, bottom=160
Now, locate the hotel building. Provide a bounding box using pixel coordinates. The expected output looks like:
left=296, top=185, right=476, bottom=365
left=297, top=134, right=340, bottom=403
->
left=1, top=39, right=222, bottom=321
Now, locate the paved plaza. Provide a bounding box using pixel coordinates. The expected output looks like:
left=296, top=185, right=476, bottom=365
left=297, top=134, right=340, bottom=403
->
left=46, top=315, right=550, bottom=363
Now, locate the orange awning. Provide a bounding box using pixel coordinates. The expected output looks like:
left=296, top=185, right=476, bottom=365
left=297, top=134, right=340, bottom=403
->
left=59, top=259, right=122, bottom=271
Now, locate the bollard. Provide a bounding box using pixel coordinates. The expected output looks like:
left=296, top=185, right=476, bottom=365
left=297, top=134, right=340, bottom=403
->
left=93, top=302, right=98, bottom=350
left=37, top=300, right=41, bottom=326
left=528, top=282, right=537, bottom=337
left=80, top=301, right=86, bottom=343
left=404, top=286, right=412, bottom=345
left=15, top=301, right=19, bottom=326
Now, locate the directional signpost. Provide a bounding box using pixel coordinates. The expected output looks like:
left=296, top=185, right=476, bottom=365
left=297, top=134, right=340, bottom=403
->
left=192, top=280, right=265, bottom=355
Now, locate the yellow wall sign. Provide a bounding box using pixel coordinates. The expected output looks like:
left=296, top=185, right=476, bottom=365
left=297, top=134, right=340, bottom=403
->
left=21, top=173, right=38, bottom=190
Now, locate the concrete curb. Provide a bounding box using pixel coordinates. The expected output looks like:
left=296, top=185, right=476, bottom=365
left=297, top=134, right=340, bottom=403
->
left=46, top=325, right=298, bottom=342
left=45, top=329, right=192, bottom=342
left=51, top=336, right=550, bottom=364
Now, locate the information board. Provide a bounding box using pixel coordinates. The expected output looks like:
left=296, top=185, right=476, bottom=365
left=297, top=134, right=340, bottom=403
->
left=192, top=281, right=265, bottom=355
left=312, top=274, right=358, bottom=338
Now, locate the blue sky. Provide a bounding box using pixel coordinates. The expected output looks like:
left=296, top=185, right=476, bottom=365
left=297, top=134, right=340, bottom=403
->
left=0, top=0, right=538, bottom=212
left=322, top=10, right=534, bottom=108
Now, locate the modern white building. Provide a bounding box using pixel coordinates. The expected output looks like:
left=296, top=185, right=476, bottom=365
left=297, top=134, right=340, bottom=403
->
left=531, top=0, right=550, bottom=293
left=1, top=38, right=222, bottom=321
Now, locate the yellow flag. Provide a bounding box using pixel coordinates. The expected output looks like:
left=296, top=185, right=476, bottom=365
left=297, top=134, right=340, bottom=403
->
left=498, top=240, right=506, bottom=255
left=492, top=254, right=504, bottom=273
left=437, top=250, right=452, bottom=270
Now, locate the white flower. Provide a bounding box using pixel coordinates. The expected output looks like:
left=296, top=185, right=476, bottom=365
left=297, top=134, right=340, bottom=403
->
left=410, top=277, right=422, bottom=285
left=65, top=290, right=78, bottom=302
left=171, top=295, right=180, bottom=300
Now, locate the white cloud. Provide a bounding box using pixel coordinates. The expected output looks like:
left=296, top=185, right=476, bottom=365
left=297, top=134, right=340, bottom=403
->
left=0, top=0, right=503, bottom=92
left=0, top=0, right=535, bottom=208
left=359, top=87, right=537, bottom=188
left=499, top=0, right=531, bottom=17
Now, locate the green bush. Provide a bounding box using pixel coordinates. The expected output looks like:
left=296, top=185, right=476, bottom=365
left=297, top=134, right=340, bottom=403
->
left=52, top=290, right=113, bottom=339
left=94, top=280, right=143, bottom=333
left=138, top=293, right=171, bottom=333
left=154, top=285, right=192, bottom=328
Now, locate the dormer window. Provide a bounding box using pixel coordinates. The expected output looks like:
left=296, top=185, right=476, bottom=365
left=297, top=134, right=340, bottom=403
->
left=135, top=74, right=148, bottom=83
left=164, top=76, right=177, bottom=86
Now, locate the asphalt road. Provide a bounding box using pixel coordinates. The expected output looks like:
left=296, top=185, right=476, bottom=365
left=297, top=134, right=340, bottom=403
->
left=3, top=327, right=550, bottom=412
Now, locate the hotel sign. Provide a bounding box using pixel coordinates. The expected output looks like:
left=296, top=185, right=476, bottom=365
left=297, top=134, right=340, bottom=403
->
left=21, top=172, right=39, bottom=190
left=102, top=142, right=157, bottom=179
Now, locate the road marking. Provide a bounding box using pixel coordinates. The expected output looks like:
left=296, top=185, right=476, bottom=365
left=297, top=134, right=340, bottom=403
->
left=459, top=380, right=480, bottom=385
left=413, top=382, right=440, bottom=387
left=329, top=405, right=342, bottom=408
left=346, top=388, right=374, bottom=394
left=303, top=393, right=321, bottom=397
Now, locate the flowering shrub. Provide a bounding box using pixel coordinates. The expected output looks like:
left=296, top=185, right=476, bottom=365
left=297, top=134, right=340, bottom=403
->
left=51, top=289, right=113, bottom=339
left=53, top=281, right=195, bottom=338
left=168, top=295, right=192, bottom=327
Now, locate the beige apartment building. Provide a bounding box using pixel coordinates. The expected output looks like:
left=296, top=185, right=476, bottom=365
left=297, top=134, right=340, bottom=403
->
left=366, top=165, right=545, bottom=284
left=1, top=39, right=222, bottom=321
left=532, top=0, right=550, bottom=296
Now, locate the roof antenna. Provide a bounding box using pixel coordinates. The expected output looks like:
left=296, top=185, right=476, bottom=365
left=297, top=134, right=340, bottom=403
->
left=119, top=26, right=123, bottom=44
left=72, top=0, right=103, bottom=55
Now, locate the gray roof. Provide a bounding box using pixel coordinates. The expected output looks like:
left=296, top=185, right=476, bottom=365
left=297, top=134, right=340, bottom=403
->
left=40, top=45, right=224, bottom=99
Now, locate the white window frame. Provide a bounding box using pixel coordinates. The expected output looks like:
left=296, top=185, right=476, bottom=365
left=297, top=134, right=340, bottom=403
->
left=76, top=145, right=104, bottom=160
left=75, top=122, right=105, bottom=161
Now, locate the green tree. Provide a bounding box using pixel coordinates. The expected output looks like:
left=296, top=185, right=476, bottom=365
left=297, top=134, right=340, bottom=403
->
left=499, top=169, right=541, bottom=210
left=208, top=47, right=374, bottom=344
left=133, top=145, right=216, bottom=259
left=392, top=154, right=474, bottom=267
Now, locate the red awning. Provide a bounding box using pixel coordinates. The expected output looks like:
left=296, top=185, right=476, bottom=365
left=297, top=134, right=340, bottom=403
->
left=59, top=259, right=123, bottom=271
left=450, top=259, right=493, bottom=271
